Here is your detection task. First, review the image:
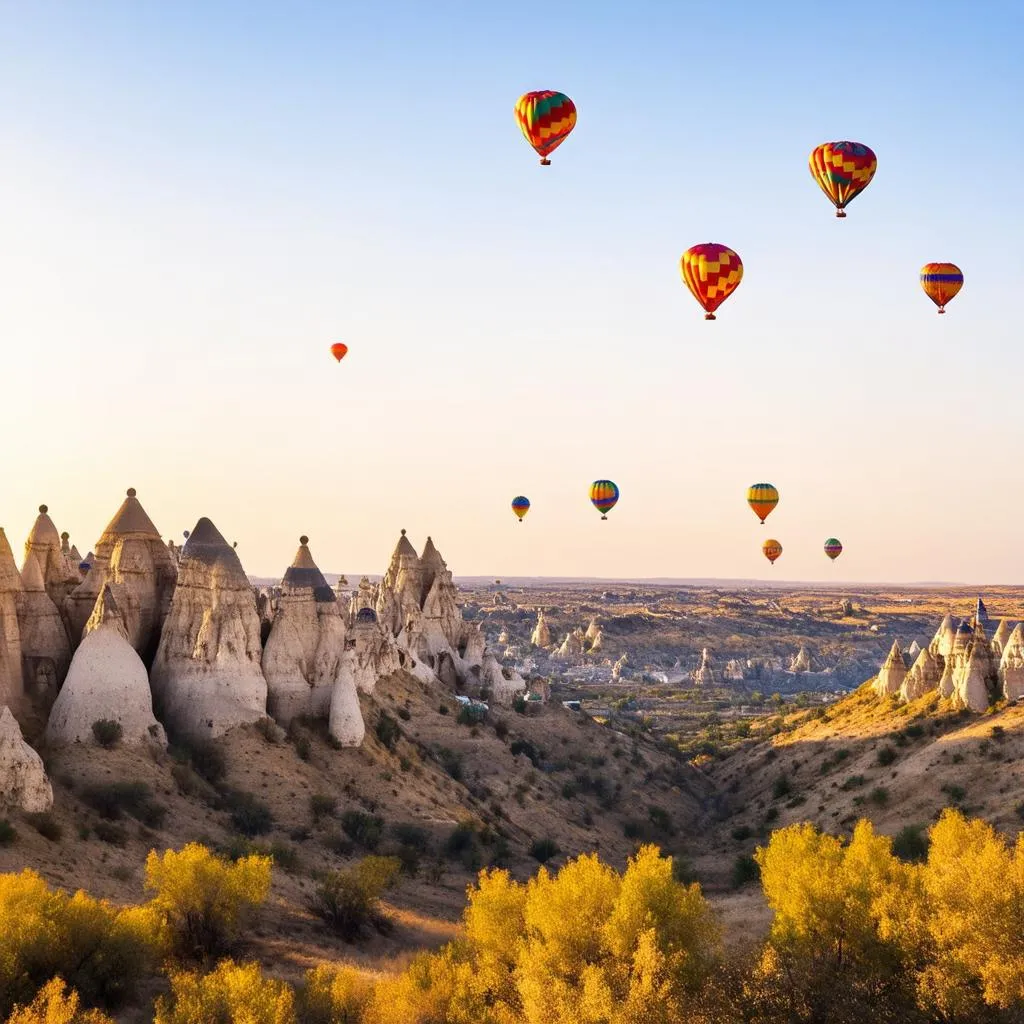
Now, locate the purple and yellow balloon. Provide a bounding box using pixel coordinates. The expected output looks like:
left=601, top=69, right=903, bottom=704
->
left=824, top=538, right=843, bottom=561
left=590, top=480, right=619, bottom=521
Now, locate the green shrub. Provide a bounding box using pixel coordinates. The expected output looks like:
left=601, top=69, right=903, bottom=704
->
left=375, top=713, right=401, bottom=751
left=341, top=810, right=384, bottom=850
left=184, top=740, right=227, bottom=785
left=732, top=854, right=761, bottom=888
left=877, top=746, right=897, bottom=766
left=145, top=843, right=271, bottom=960
left=397, top=707, right=411, bottom=721
left=81, top=782, right=166, bottom=828
left=869, top=786, right=889, bottom=807
left=444, top=822, right=481, bottom=871
left=942, top=783, right=966, bottom=804
left=309, top=794, right=337, bottom=823
left=91, top=720, right=123, bottom=749
left=841, top=774, right=867, bottom=791
left=647, top=806, right=673, bottom=834
left=623, top=820, right=644, bottom=839
left=438, top=703, right=450, bottom=716
left=0, top=819, right=15, bottom=846
left=224, top=790, right=274, bottom=837
left=510, top=738, right=541, bottom=767
left=731, top=825, right=753, bottom=842
left=308, top=856, right=401, bottom=941
left=93, top=822, right=128, bottom=847
left=436, top=747, right=464, bottom=782
left=25, top=813, right=61, bottom=842
left=772, top=776, right=792, bottom=800
left=892, top=823, right=930, bottom=863
left=155, top=959, right=294, bottom=1024
left=530, top=838, right=559, bottom=864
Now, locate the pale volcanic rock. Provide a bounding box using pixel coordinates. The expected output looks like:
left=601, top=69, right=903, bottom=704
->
left=873, top=640, right=907, bottom=696
left=953, top=644, right=993, bottom=712
left=17, top=552, right=72, bottom=707
left=46, top=586, right=165, bottom=747
left=991, top=619, right=1014, bottom=656
left=349, top=608, right=401, bottom=694
left=901, top=646, right=941, bottom=702
left=588, top=626, right=604, bottom=653
left=150, top=517, right=267, bottom=740
left=65, top=489, right=177, bottom=660
left=906, top=640, right=922, bottom=661
left=376, top=530, right=426, bottom=637
left=789, top=646, right=815, bottom=674
left=585, top=619, right=602, bottom=643
left=328, top=649, right=365, bottom=746
left=612, top=654, right=629, bottom=680
left=348, top=577, right=378, bottom=622
left=0, top=705, right=52, bottom=812
left=23, top=505, right=80, bottom=609
left=415, top=538, right=465, bottom=659
left=480, top=652, right=526, bottom=705
left=929, top=614, right=957, bottom=659
left=693, top=647, right=717, bottom=686
left=999, top=623, right=1024, bottom=701
left=937, top=656, right=956, bottom=699
left=530, top=610, right=552, bottom=648
left=555, top=628, right=586, bottom=660
left=263, top=537, right=348, bottom=726
left=0, top=530, right=25, bottom=717
left=461, top=624, right=486, bottom=668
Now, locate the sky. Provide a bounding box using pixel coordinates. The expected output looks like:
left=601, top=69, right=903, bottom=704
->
left=1, top=0, right=1022, bottom=583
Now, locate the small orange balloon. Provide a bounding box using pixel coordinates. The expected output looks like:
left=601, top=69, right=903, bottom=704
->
left=330, top=343, right=348, bottom=362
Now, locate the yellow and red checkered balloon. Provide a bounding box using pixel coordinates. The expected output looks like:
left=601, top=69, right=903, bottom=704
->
left=809, top=141, right=877, bottom=217
left=680, top=244, right=743, bottom=320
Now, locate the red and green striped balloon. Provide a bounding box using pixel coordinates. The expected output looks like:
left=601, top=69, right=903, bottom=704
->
left=590, top=480, right=619, bottom=520
left=824, top=538, right=843, bottom=561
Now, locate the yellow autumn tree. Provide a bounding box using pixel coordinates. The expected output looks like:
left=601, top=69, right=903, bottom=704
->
left=155, top=959, right=295, bottom=1024
left=4, top=978, right=115, bottom=1024
left=144, top=843, right=272, bottom=959
left=918, top=809, right=1024, bottom=1015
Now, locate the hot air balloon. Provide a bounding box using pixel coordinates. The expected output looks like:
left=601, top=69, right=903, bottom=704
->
left=680, top=244, right=743, bottom=320
left=809, top=141, right=877, bottom=217
left=762, top=539, right=783, bottom=565
left=511, top=496, right=530, bottom=522
left=330, top=343, right=348, bottom=362
left=747, top=484, right=779, bottom=525
left=824, top=538, right=843, bottom=561
left=590, top=480, right=619, bottom=520
left=515, top=91, right=577, bottom=165
left=920, top=263, right=963, bottom=314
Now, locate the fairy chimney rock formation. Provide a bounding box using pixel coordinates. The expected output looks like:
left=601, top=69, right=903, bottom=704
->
left=873, top=640, right=907, bottom=696
left=17, top=550, right=72, bottom=708
left=376, top=530, right=425, bottom=636
left=263, top=536, right=350, bottom=726
left=23, top=505, right=79, bottom=609
left=328, top=648, right=366, bottom=746
left=0, top=705, right=52, bottom=812
left=555, top=628, right=586, bottom=660
left=789, top=646, right=814, bottom=674
left=900, top=646, right=941, bottom=702
left=999, top=623, right=1024, bottom=701
left=991, top=619, right=1014, bottom=656
left=929, top=615, right=957, bottom=659
left=150, top=517, right=267, bottom=739
left=65, top=489, right=177, bottom=660
left=531, top=610, right=552, bottom=648
left=0, top=530, right=25, bottom=717
left=953, top=643, right=994, bottom=712
left=694, top=647, right=718, bottom=686
left=46, top=585, right=165, bottom=747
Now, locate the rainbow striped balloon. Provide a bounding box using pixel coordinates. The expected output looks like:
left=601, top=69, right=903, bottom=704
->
left=809, top=141, right=877, bottom=217
left=590, top=480, right=619, bottom=520
left=824, top=538, right=843, bottom=561
left=762, top=539, right=783, bottom=565
left=920, top=263, right=963, bottom=314
left=515, top=91, right=577, bottom=165
left=511, top=496, right=530, bottom=522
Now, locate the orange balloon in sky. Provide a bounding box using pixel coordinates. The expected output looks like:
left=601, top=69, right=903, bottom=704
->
left=330, top=343, right=348, bottom=362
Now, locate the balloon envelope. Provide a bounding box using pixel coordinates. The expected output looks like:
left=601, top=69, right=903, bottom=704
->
left=511, top=496, right=530, bottom=521
left=809, top=141, right=877, bottom=216
left=762, top=539, right=783, bottom=564
left=515, top=91, right=577, bottom=164
left=330, top=343, right=349, bottom=362
left=824, top=538, right=843, bottom=560
left=680, top=244, right=743, bottom=320
left=920, top=263, right=963, bottom=313
left=747, top=483, right=779, bottom=524
left=590, top=480, right=619, bottom=520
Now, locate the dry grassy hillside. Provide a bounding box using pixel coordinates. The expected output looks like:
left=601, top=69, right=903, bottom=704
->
left=696, top=685, right=1024, bottom=894
left=0, top=669, right=714, bottom=988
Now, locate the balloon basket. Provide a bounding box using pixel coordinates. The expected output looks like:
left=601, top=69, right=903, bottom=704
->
left=938, top=308, right=946, bottom=314
left=836, top=210, right=847, bottom=218
left=704, top=313, right=716, bottom=321
left=601, top=515, right=608, bottom=521
left=540, top=158, right=551, bottom=166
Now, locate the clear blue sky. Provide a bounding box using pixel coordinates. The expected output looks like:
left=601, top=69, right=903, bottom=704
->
left=1, top=0, right=1021, bottom=583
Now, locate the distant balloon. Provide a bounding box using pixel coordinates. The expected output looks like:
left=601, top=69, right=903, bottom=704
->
left=747, top=484, right=779, bottom=525
left=330, top=343, right=349, bottom=362
left=680, top=244, right=743, bottom=320
left=511, top=496, right=531, bottom=522
left=809, top=141, right=877, bottom=217
left=920, top=263, right=963, bottom=314
left=762, top=539, right=783, bottom=565
left=824, top=538, right=843, bottom=561
left=590, top=480, right=620, bottom=520
left=514, top=90, right=577, bottom=165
